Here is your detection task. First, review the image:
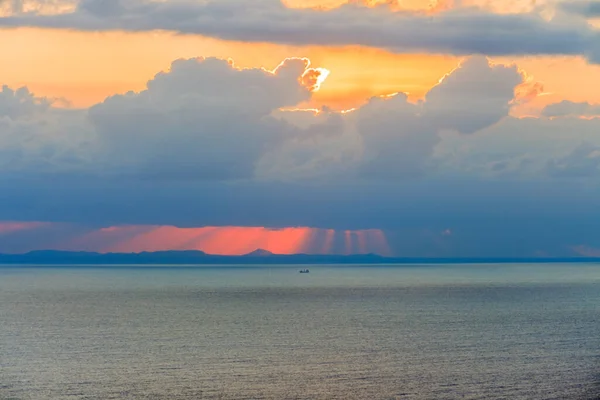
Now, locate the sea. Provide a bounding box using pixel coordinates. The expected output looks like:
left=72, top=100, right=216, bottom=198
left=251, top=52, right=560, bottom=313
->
left=1, top=264, right=600, bottom=400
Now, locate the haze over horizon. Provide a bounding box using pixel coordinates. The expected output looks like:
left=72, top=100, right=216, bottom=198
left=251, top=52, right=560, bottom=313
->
left=3, top=0, right=600, bottom=257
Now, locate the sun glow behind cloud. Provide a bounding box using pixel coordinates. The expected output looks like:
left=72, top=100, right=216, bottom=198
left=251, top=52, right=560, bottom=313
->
left=13, top=28, right=594, bottom=114
left=303, top=67, right=331, bottom=92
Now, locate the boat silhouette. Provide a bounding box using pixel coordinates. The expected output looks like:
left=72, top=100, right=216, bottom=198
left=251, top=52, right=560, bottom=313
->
left=299, top=269, right=310, bottom=274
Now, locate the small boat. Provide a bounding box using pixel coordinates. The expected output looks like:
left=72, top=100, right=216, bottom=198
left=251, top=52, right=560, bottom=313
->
left=299, top=269, right=310, bottom=274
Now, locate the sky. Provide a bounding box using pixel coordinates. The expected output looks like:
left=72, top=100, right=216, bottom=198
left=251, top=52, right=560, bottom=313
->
left=2, top=0, right=600, bottom=257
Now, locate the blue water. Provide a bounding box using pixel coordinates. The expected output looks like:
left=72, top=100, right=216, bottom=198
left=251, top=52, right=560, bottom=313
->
left=1, top=264, right=600, bottom=399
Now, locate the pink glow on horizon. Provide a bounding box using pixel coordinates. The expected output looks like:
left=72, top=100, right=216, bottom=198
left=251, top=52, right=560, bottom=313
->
left=0, top=221, right=392, bottom=256
left=0, top=221, right=49, bottom=235
left=68, top=225, right=324, bottom=255
left=67, top=225, right=392, bottom=256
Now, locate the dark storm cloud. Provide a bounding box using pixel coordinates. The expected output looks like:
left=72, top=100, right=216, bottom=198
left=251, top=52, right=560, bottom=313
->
left=1, top=0, right=600, bottom=61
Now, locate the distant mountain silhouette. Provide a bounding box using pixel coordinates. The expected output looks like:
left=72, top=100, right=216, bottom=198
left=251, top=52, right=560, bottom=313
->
left=244, top=249, right=275, bottom=257
left=0, top=250, right=600, bottom=265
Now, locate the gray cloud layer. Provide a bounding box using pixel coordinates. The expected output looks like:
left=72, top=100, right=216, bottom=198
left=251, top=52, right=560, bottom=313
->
left=3, top=54, right=600, bottom=256
left=88, top=57, right=314, bottom=179
left=542, top=100, right=600, bottom=117
left=1, top=0, right=600, bottom=62
left=1, top=55, right=527, bottom=181
left=3, top=54, right=600, bottom=183
left=560, top=1, right=600, bottom=17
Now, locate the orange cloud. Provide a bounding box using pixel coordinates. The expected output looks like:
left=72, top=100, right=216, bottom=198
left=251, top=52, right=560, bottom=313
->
left=7, top=27, right=599, bottom=117
left=514, top=81, right=545, bottom=103
left=0, top=29, right=458, bottom=110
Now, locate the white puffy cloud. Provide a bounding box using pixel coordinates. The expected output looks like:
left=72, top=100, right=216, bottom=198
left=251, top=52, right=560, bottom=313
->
left=87, top=55, right=528, bottom=181
left=0, top=85, right=92, bottom=173
left=265, top=56, right=524, bottom=179
left=88, top=57, right=321, bottom=179
left=354, top=57, right=521, bottom=177
left=353, top=92, right=435, bottom=178
left=2, top=54, right=599, bottom=186
left=256, top=109, right=361, bottom=180
left=0, top=85, right=49, bottom=118
left=423, top=57, right=523, bottom=134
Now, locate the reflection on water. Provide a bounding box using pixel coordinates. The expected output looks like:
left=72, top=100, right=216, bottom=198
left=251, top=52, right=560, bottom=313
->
left=1, top=264, right=600, bottom=399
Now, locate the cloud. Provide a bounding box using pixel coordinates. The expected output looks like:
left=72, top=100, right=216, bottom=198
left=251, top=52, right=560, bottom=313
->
left=268, top=56, right=524, bottom=179
left=0, top=85, right=93, bottom=174
left=256, top=109, right=361, bottom=180
left=560, top=1, right=600, bottom=18
left=88, top=57, right=322, bottom=179
left=423, top=57, right=522, bottom=134
left=0, top=54, right=584, bottom=187
left=542, top=100, right=600, bottom=117
left=1, top=0, right=600, bottom=62
left=546, top=142, right=600, bottom=178
left=4, top=54, right=600, bottom=256
left=0, top=56, right=527, bottom=182
left=433, top=115, right=600, bottom=178
left=0, top=85, right=49, bottom=118
left=4, top=178, right=600, bottom=257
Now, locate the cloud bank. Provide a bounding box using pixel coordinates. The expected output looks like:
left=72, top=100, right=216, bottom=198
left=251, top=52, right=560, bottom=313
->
left=1, top=0, right=600, bottom=62
left=0, top=55, right=529, bottom=181
left=3, top=54, right=600, bottom=256
left=542, top=100, right=600, bottom=117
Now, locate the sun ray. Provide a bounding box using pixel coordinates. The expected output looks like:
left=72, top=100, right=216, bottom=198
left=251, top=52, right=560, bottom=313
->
left=321, top=229, right=336, bottom=254
left=355, top=231, right=368, bottom=254
left=344, top=230, right=353, bottom=255
left=366, top=229, right=392, bottom=256
left=55, top=225, right=393, bottom=256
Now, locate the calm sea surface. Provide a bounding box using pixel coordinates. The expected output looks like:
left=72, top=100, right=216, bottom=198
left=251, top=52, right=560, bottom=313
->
left=1, top=264, right=600, bottom=399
